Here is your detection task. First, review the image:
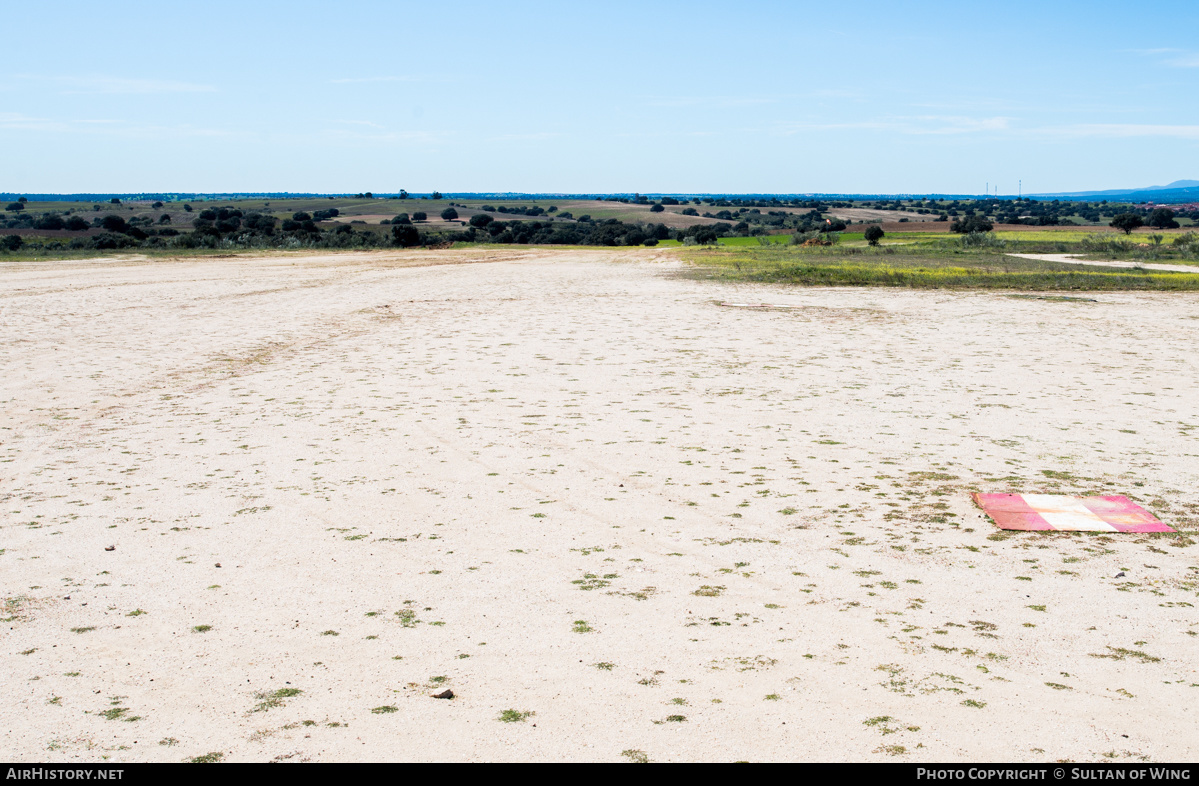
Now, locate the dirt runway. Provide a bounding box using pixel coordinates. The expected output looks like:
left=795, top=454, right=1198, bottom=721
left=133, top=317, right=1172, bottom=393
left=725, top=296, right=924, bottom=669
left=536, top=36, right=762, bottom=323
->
left=2, top=248, right=1196, bottom=762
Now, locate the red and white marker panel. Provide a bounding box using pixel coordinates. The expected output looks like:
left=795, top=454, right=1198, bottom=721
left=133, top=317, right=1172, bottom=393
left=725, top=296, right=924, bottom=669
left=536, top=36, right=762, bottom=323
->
left=972, top=493, right=1173, bottom=533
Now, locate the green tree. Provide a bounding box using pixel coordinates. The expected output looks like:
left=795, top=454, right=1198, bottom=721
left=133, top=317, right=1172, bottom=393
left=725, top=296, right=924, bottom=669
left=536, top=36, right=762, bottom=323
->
left=650, top=203, right=664, bottom=213
left=5, top=202, right=23, bottom=212
left=950, top=215, right=993, bottom=234
left=391, top=224, right=421, bottom=247
left=1109, top=213, right=1143, bottom=234
left=1, top=234, right=23, bottom=251
left=1148, top=208, right=1179, bottom=229
left=440, top=207, right=459, bottom=220
left=412, top=211, right=427, bottom=221
left=864, top=225, right=885, bottom=246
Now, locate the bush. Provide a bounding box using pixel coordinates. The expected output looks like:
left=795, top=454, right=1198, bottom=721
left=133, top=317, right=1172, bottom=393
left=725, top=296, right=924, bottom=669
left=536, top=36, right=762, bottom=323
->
left=99, top=215, right=130, bottom=233
left=412, top=212, right=427, bottom=221
left=392, top=213, right=411, bottom=224
left=950, top=215, right=993, bottom=234
left=469, top=213, right=493, bottom=228
left=440, top=207, right=458, bottom=220
left=1, top=234, right=22, bottom=251
left=5, top=202, right=24, bottom=212
left=1148, top=208, right=1180, bottom=230
left=1110, top=213, right=1143, bottom=234
left=650, top=204, right=664, bottom=213
left=391, top=224, right=421, bottom=247
left=34, top=214, right=65, bottom=230
left=864, top=225, right=885, bottom=246
left=959, top=231, right=1006, bottom=248
left=65, top=216, right=90, bottom=231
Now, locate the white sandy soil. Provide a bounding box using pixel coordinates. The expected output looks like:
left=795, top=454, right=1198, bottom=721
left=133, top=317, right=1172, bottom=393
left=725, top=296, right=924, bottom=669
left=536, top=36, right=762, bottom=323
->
left=2, top=248, right=1197, bottom=762
left=1006, top=253, right=1199, bottom=274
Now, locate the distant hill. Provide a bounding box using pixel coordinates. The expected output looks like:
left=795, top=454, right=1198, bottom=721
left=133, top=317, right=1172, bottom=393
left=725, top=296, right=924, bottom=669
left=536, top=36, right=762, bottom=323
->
left=1032, top=180, right=1199, bottom=203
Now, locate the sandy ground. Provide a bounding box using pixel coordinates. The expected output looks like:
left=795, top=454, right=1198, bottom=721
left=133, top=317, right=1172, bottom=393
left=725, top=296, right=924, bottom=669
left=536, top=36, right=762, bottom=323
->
left=2, top=248, right=1197, bottom=763
left=1007, top=253, right=1199, bottom=273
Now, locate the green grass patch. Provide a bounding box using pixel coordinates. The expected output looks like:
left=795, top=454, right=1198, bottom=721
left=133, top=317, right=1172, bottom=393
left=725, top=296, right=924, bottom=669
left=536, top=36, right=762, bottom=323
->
left=681, top=244, right=1199, bottom=291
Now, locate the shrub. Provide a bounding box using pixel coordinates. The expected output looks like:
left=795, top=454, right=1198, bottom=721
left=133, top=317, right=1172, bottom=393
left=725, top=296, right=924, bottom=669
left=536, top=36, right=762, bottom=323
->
left=950, top=215, right=993, bottom=234
left=99, top=215, right=130, bottom=233
left=5, top=202, right=24, bottom=212
left=1110, top=213, right=1143, bottom=234
left=1148, top=208, right=1180, bottom=229
left=469, top=213, right=492, bottom=228
left=1, top=234, right=22, bottom=251
left=959, top=231, right=1006, bottom=248
left=391, top=224, right=421, bottom=247
left=65, top=216, right=90, bottom=231
left=34, top=214, right=65, bottom=230
left=440, top=207, right=458, bottom=220
left=650, top=204, right=664, bottom=213
left=864, top=225, right=885, bottom=246
left=412, top=212, right=427, bottom=221
left=393, top=213, right=411, bottom=224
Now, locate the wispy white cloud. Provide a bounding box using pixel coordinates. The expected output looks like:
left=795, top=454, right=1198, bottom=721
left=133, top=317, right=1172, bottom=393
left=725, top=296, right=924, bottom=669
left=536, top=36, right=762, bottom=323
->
left=326, top=76, right=424, bottom=84
left=773, top=115, right=1199, bottom=141
left=0, top=112, right=231, bottom=138
left=0, top=112, right=67, bottom=131
left=642, top=95, right=778, bottom=109
left=774, top=115, right=1011, bottom=135
left=1166, top=53, right=1199, bottom=67
left=490, top=132, right=560, bottom=142
left=17, top=75, right=217, bottom=94
left=1036, top=123, right=1199, bottom=140
left=1130, top=48, right=1199, bottom=68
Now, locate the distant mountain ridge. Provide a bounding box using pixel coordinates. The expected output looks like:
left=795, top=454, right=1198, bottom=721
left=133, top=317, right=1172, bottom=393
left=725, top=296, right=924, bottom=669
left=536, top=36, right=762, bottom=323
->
left=1032, top=179, right=1199, bottom=203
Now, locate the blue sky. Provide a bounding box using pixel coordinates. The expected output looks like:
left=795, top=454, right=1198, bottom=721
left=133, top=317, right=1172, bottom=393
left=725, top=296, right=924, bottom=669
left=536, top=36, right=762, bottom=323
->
left=3, top=0, right=1198, bottom=195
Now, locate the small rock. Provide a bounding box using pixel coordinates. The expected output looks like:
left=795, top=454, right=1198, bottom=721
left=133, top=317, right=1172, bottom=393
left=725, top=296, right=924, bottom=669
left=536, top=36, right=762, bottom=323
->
left=215, top=563, right=222, bottom=568
left=432, top=689, right=454, bottom=700
left=1115, top=572, right=1126, bottom=578
left=104, top=545, right=115, bottom=552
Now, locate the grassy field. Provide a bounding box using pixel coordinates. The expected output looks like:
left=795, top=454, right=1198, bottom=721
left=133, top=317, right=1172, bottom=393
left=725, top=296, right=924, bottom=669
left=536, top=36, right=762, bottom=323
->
left=679, top=244, right=1199, bottom=291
